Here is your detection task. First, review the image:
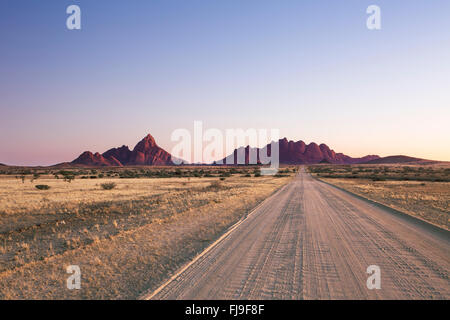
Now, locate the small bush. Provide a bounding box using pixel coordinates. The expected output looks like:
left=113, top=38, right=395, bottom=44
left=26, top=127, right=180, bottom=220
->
left=219, top=177, right=226, bottom=181
left=35, top=185, right=50, bottom=190
left=101, top=182, right=116, bottom=190
left=63, top=175, right=75, bottom=183
left=208, top=181, right=222, bottom=189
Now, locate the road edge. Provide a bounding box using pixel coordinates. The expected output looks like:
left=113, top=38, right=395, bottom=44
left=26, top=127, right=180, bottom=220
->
left=312, top=174, right=450, bottom=237
left=138, top=178, right=293, bottom=300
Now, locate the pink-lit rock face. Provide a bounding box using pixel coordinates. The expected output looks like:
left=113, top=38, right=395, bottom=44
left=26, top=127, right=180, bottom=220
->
left=72, top=151, right=119, bottom=167
left=72, top=134, right=173, bottom=166
left=221, top=138, right=380, bottom=165
left=102, top=145, right=132, bottom=165
left=71, top=134, right=382, bottom=167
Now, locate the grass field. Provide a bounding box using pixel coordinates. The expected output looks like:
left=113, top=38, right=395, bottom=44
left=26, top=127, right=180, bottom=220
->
left=308, top=164, right=450, bottom=182
left=0, top=166, right=294, bottom=299
left=1, top=164, right=448, bottom=298
left=309, top=164, right=450, bottom=231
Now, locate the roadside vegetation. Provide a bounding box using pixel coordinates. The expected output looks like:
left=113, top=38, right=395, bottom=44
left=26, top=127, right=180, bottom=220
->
left=0, top=166, right=298, bottom=182
left=0, top=166, right=294, bottom=299
left=308, top=164, right=450, bottom=182
left=309, top=164, right=450, bottom=230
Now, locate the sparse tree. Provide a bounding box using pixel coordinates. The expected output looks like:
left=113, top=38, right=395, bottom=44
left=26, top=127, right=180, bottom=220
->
left=31, top=173, right=40, bottom=182
left=64, top=175, right=75, bottom=183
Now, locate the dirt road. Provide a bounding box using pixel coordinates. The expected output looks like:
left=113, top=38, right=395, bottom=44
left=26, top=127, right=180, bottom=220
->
left=145, top=170, right=449, bottom=299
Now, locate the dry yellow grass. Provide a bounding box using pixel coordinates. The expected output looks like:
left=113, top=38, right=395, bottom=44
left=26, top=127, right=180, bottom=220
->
left=0, top=174, right=292, bottom=299
left=0, top=176, right=204, bottom=214
left=319, top=178, right=449, bottom=231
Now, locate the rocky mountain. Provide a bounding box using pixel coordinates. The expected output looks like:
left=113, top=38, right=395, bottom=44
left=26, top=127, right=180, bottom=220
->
left=70, top=134, right=436, bottom=167
left=71, top=134, right=173, bottom=166
left=126, top=134, right=172, bottom=165
left=102, top=145, right=132, bottom=165
left=364, top=155, right=432, bottom=164
left=220, top=138, right=380, bottom=165
left=72, top=151, right=123, bottom=167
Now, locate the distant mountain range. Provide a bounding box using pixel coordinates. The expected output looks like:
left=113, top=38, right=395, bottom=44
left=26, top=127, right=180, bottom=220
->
left=0, top=133, right=438, bottom=167
left=62, top=134, right=435, bottom=167
left=363, top=155, right=428, bottom=164
left=219, top=138, right=380, bottom=165
left=71, top=134, right=173, bottom=166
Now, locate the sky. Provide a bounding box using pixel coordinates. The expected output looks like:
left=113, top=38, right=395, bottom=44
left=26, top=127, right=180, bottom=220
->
left=0, top=0, right=449, bottom=166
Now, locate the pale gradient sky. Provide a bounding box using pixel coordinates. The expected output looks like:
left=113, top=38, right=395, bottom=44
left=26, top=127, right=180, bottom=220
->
left=0, top=0, right=449, bottom=166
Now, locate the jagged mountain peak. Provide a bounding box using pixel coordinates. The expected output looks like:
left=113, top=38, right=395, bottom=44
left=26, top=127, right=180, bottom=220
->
left=72, top=134, right=172, bottom=166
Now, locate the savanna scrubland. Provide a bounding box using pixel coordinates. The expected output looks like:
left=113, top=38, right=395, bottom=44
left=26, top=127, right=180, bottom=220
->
left=1, top=164, right=448, bottom=299
left=0, top=166, right=294, bottom=299
left=309, top=164, right=450, bottom=230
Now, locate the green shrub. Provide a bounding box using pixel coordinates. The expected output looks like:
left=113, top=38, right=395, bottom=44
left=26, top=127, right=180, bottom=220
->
left=63, top=175, right=75, bottom=183
left=101, top=182, right=116, bottom=190
left=35, top=185, right=50, bottom=190
left=274, top=174, right=288, bottom=177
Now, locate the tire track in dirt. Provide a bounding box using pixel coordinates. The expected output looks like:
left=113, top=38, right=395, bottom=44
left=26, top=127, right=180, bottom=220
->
left=145, top=169, right=450, bottom=300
